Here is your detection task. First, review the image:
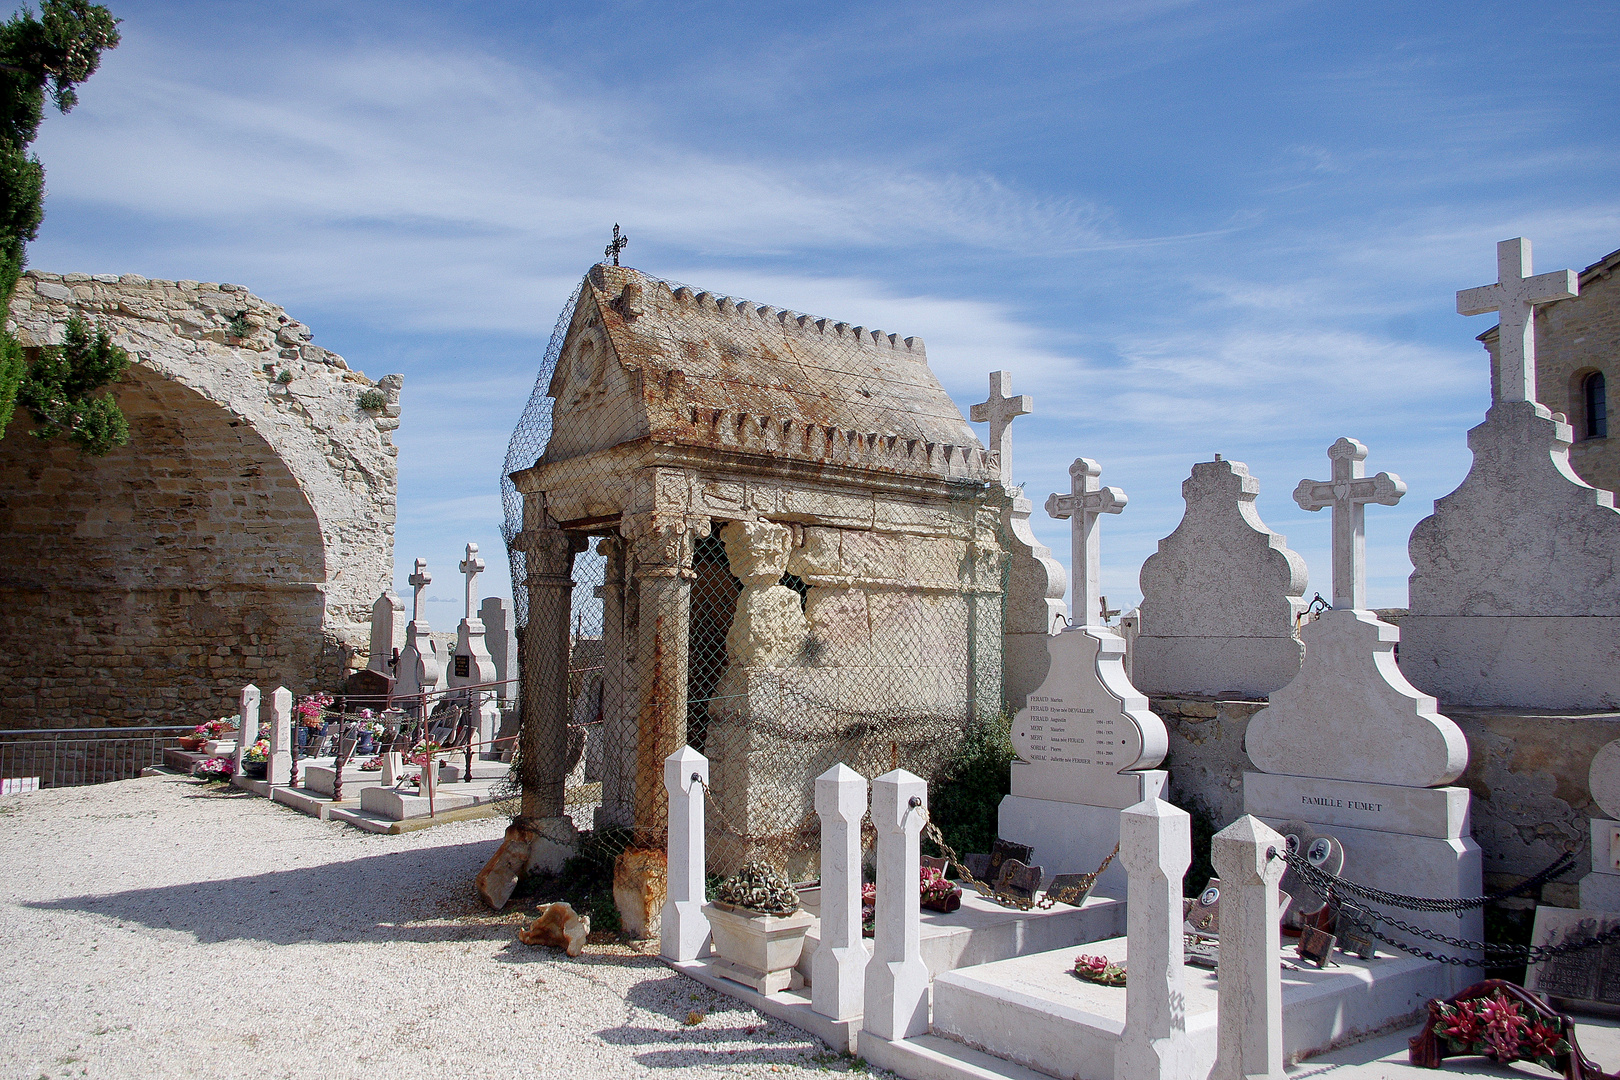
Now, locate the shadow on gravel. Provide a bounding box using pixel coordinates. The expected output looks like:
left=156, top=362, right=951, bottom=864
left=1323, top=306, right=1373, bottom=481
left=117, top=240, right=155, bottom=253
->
left=597, top=976, right=820, bottom=1069
left=23, top=847, right=526, bottom=945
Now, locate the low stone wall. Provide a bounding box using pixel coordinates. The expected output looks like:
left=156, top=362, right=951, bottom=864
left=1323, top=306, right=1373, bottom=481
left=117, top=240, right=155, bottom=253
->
left=1153, top=694, right=1620, bottom=907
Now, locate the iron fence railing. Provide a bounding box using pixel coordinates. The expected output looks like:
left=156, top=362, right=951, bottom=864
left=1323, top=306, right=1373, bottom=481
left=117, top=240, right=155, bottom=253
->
left=0, top=726, right=190, bottom=790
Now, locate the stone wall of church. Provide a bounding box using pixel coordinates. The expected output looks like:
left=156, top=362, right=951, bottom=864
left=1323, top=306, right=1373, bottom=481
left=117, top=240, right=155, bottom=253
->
left=1485, top=252, right=1619, bottom=495
left=0, top=271, right=401, bottom=729
left=1154, top=693, right=1619, bottom=907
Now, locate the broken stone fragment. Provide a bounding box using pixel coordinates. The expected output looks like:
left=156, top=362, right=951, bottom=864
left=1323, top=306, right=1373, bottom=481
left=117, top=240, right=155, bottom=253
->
left=517, top=902, right=589, bottom=957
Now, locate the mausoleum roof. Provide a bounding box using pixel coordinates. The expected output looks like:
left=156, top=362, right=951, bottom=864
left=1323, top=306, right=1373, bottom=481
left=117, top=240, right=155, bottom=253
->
left=537, top=263, right=992, bottom=487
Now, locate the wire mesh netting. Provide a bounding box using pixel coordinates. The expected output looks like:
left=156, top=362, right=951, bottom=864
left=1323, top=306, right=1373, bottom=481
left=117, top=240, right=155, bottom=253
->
left=501, top=262, right=1011, bottom=877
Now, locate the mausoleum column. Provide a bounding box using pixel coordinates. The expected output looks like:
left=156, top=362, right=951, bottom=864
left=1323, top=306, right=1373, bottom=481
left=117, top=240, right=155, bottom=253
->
left=594, top=536, right=633, bottom=828
left=624, top=513, right=703, bottom=838
left=517, top=524, right=585, bottom=819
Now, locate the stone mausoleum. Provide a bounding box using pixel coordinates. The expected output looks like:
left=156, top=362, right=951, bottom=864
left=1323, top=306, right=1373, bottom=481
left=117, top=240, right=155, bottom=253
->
left=509, top=263, right=1022, bottom=863
left=0, top=271, right=401, bottom=729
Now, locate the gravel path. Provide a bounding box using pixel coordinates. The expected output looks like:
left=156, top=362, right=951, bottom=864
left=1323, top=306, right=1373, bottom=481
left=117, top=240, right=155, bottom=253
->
left=0, top=772, right=864, bottom=1080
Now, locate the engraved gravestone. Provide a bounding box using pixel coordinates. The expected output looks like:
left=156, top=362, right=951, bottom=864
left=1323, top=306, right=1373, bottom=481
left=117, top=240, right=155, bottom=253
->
left=1001, top=457, right=1167, bottom=895
left=1526, top=907, right=1620, bottom=1009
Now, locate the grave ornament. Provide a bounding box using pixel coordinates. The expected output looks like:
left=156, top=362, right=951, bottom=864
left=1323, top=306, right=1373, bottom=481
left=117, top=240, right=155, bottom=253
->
left=395, top=557, right=442, bottom=705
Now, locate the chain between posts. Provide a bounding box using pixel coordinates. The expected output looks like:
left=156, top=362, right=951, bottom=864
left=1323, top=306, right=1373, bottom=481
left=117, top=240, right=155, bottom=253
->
left=1274, top=847, right=1604, bottom=967
left=690, top=775, right=820, bottom=859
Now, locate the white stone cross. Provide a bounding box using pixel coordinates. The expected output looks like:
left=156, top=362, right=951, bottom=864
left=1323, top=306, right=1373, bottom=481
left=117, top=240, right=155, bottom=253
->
left=459, top=543, right=485, bottom=621
left=1457, top=237, right=1577, bottom=404
left=408, top=558, right=431, bottom=623
left=970, top=371, right=1032, bottom=488
left=1292, top=437, right=1406, bottom=610
left=1046, top=458, right=1127, bottom=629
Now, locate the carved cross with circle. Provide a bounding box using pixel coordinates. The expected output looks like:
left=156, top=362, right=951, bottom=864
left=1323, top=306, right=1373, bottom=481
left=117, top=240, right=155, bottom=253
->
left=1046, top=458, right=1127, bottom=629
left=1457, top=237, right=1577, bottom=404
left=1292, top=437, right=1406, bottom=610
left=970, top=370, right=1032, bottom=488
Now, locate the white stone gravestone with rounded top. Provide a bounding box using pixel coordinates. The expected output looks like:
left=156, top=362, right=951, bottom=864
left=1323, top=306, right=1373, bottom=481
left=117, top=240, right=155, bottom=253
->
left=1244, top=437, right=1480, bottom=987
left=1134, top=456, right=1307, bottom=698
left=1405, top=237, right=1620, bottom=710
left=1000, top=457, right=1167, bottom=896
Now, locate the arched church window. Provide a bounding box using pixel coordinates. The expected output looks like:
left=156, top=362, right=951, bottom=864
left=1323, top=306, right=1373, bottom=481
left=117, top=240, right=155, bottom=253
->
left=1585, top=371, right=1608, bottom=439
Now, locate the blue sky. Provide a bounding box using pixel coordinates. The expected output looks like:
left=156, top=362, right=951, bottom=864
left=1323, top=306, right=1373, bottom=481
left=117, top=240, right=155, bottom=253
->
left=23, top=0, right=1620, bottom=617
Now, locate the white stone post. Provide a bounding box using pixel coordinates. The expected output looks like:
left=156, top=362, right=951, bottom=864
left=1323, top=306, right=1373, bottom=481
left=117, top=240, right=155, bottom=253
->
left=380, top=751, right=403, bottom=787
left=420, top=752, right=438, bottom=803
left=813, top=763, right=869, bottom=1021
left=1115, top=796, right=1195, bottom=1080
left=265, top=687, right=293, bottom=786
left=864, top=769, right=928, bottom=1041
left=660, top=745, right=711, bottom=962
left=232, top=684, right=261, bottom=777
left=1210, top=815, right=1287, bottom=1080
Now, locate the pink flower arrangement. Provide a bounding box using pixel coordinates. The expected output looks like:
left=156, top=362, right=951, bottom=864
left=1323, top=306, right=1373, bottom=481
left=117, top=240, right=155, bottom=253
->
left=1072, top=953, right=1127, bottom=987
left=193, top=718, right=236, bottom=740
left=295, top=692, right=334, bottom=728
left=194, top=757, right=235, bottom=780
left=357, top=756, right=383, bottom=772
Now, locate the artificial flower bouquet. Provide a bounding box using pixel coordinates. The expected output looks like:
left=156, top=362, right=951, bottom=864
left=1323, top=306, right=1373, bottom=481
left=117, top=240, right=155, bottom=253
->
left=194, top=757, right=235, bottom=781
left=295, top=692, right=334, bottom=729
left=1072, top=953, right=1127, bottom=987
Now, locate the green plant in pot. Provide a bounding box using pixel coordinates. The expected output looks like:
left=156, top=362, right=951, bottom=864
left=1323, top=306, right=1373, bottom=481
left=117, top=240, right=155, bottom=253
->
left=703, top=861, right=814, bottom=996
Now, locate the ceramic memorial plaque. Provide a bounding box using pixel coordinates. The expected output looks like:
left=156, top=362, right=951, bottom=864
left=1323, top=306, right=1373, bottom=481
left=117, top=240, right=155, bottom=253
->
left=1526, top=907, right=1620, bottom=1011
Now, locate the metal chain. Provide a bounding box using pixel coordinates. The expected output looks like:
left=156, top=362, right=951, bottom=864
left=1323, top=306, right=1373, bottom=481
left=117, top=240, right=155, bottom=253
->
left=1278, top=848, right=1609, bottom=967
left=692, top=775, right=819, bottom=856
left=1280, top=848, right=1574, bottom=913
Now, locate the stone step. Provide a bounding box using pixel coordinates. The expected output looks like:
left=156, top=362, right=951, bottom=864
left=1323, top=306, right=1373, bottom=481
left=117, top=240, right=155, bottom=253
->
left=269, top=785, right=361, bottom=821
left=929, top=937, right=1450, bottom=1080
left=857, top=1031, right=1059, bottom=1080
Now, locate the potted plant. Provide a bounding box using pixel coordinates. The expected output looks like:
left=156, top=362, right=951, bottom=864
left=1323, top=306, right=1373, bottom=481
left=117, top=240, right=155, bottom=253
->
left=241, top=738, right=270, bottom=779
left=703, top=861, right=815, bottom=995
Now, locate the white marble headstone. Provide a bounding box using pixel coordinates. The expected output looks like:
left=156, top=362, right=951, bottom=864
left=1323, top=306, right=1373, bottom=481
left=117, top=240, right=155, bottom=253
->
left=1010, top=626, right=1168, bottom=809
left=1135, top=457, right=1307, bottom=698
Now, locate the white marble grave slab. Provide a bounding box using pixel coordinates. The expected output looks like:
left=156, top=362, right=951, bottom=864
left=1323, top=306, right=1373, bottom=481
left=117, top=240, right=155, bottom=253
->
left=1242, top=772, right=1470, bottom=840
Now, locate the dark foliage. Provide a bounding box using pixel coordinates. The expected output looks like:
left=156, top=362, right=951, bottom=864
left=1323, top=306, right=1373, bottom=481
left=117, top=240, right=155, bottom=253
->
left=17, top=313, right=127, bottom=453
left=926, top=711, right=1014, bottom=863
left=0, top=1, right=120, bottom=445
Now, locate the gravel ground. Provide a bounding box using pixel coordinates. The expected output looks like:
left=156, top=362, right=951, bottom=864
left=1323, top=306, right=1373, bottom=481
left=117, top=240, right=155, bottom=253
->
left=0, top=772, right=866, bottom=1080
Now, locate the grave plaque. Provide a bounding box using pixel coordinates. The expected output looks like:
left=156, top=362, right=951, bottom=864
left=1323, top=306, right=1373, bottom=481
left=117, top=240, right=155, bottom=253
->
left=987, top=839, right=1034, bottom=881
left=1526, top=907, right=1620, bottom=1011
left=994, top=859, right=1044, bottom=904
left=454, top=654, right=470, bottom=679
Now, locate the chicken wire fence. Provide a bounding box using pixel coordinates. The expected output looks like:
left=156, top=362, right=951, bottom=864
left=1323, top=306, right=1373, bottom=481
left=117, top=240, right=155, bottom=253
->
left=500, top=264, right=1008, bottom=877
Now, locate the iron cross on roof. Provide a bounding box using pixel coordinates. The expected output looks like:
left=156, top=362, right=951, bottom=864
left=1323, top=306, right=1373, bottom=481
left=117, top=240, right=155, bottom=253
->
left=604, top=224, right=629, bottom=267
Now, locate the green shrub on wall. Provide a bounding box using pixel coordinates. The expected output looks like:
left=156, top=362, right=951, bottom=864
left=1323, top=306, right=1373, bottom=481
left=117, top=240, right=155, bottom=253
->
left=927, top=711, right=1014, bottom=862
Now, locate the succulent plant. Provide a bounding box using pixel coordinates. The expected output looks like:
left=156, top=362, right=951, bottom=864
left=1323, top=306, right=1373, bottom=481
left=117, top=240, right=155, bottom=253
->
left=715, top=861, right=800, bottom=916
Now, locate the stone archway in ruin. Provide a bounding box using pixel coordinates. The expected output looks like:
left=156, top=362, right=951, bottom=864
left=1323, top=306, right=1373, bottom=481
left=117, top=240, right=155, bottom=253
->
left=0, top=363, right=330, bottom=728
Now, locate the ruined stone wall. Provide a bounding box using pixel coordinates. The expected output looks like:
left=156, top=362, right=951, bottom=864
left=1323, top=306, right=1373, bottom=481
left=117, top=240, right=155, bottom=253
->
left=1154, top=693, right=1620, bottom=907
left=0, top=271, right=401, bottom=728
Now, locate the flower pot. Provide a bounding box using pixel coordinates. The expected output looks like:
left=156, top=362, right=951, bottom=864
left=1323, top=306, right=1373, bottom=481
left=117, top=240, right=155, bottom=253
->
left=702, top=902, right=815, bottom=995
left=357, top=732, right=375, bottom=755
left=177, top=736, right=206, bottom=752
left=243, top=761, right=267, bottom=779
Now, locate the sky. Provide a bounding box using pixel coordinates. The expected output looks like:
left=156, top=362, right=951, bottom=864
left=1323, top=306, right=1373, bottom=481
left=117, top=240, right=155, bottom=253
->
left=23, top=0, right=1620, bottom=619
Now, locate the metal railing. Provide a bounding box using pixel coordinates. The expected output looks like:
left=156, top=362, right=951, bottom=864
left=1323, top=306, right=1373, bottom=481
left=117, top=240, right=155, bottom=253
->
left=0, top=726, right=190, bottom=789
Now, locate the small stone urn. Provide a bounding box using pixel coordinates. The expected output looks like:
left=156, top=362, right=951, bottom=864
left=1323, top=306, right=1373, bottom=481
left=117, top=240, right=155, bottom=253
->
left=702, top=862, right=815, bottom=995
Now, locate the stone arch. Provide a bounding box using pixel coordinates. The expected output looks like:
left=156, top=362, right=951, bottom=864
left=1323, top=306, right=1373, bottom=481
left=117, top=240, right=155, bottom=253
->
left=2, top=271, right=402, bottom=728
